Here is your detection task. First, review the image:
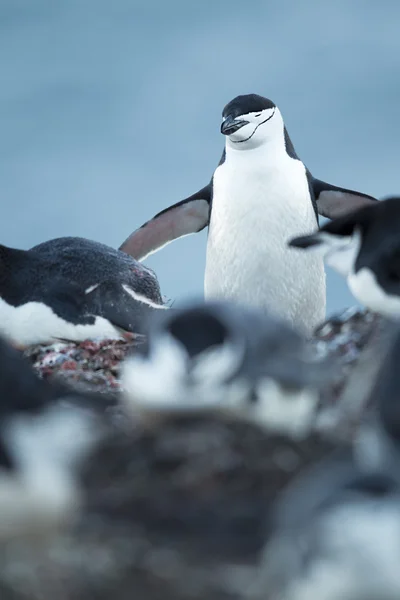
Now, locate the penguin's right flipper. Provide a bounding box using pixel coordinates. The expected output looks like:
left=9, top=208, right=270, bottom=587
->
left=119, top=185, right=211, bottom=261
left=312, top=178, right=378, bottom=219
left=288, top=202, right=374, bottom=250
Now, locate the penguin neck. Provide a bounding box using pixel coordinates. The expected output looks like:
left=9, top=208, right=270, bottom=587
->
left=225, top=123, right=288, bottom=166
left=226, top=138, right=285, bottom=159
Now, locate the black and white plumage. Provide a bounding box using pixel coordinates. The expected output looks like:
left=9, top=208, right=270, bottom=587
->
left=253, top=455, right=400, bottom=600
left=353, top=317, right=400, bottom=474
left=0, top=336, right=111, bottom=539
left=250, top=321, right=400, bottom=600
left=289, top=197, right=400, bottom=318
left=121, top=300, right=333, bottom=439
left=0, top=236, right=167, bottom=346
left=119, top=94, right=375, bottom=334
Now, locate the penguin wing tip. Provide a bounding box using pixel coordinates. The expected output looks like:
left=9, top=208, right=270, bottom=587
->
left=119, top=196, right=210, bottom=260
left=316, top=186, right=378, bottom=220
left=288, top=234, right=321, bottom=249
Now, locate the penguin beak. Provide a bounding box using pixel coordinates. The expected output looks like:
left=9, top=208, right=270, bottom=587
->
left=221, top=115, right=249, bottom=136
left=288, top=234, right=322, bottom=249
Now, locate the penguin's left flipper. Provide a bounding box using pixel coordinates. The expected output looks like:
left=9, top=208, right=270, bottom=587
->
left=119, top=185, right=211, bottom=261
left=312, top=177, right=378, bottom=219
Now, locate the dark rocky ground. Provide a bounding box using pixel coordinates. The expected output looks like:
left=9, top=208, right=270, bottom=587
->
left=0, top=307, right=385, bottom=600
left=23, top=307, right=381, bottom=406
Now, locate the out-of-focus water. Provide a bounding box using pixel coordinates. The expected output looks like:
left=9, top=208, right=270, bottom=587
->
left=1, top=0, right=399, bottom=316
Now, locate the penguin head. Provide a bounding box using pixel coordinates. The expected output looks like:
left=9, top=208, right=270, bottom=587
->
left=221, top=94, right=280, bottom=149
left=121, top=302, right=247, bottom=418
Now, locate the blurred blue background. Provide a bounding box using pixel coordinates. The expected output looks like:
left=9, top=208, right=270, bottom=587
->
left=1, top=0, right=399, bottom=316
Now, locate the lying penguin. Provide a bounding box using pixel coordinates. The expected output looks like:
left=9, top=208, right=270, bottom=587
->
left=0, top=235, right=167, bottom=346
left=120, top=93, right=376, bottom=335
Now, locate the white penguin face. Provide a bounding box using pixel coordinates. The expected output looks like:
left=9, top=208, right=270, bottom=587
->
left=247, top=379, right=319, bottom=439
left=121, top=345, right=318, bottom=438
left=121, top=323, right=246, bottom=419
left=221, top=94, right=282, bottom=150
left=222, top=108, right=281, bottom=148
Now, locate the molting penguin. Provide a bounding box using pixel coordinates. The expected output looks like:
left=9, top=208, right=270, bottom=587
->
left=288, top=196, right=400, bottom=318
left=121, top=300, right=333, bottom=439
left=119, top=94, right=376, bottom=335
left=0, top=236, right=167, bottom=347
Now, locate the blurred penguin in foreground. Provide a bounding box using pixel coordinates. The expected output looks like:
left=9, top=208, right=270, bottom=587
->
left=73, top=301, right=340, bottom=600
left=121, top=300, right=333, bottom=438
left=0, top=300, right=388, bottom=600
left=251, top=319, right=400, bottom=600
left=0, top=337, right=111, bottom=539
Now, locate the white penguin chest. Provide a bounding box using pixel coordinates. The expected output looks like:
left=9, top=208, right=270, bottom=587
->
left=204, top=151, right=326, bottom=331
left=207, top=155, right=317, bottom=276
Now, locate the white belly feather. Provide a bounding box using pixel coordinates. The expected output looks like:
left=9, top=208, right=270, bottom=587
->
left=205, top=151, right=326, bottom=335
left=0, top=298, right=123, bottom=346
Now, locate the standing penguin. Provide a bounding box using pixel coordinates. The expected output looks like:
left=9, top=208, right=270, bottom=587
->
left=120, top=94, right=376, bottom=335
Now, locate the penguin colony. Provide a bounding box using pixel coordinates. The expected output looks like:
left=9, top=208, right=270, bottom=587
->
left=1, top=93, right=400, bottom=600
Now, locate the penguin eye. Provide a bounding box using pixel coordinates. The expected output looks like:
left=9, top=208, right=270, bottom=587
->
left=254, top=113, right=262, bottom=117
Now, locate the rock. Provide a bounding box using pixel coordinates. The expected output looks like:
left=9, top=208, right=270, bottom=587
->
left=23, top=337, right=146, bottom=394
